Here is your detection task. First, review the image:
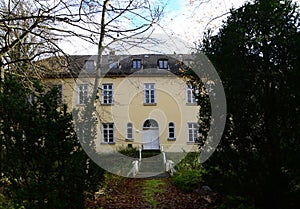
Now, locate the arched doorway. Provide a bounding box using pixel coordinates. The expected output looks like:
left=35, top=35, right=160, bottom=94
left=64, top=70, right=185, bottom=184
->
left=142, top=119, right=160, bottom=150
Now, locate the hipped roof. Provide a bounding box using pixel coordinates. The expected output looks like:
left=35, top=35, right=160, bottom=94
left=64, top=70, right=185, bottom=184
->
left=41, top=54, right=194, bottom=78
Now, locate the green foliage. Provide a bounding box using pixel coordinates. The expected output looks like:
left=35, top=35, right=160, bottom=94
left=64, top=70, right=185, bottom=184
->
left=0, top=193, right=18, bottom=209
left=170, top=152, right=205, bottom=192
left=117, top=146, right=139, bottom=158
left=174, top=152, right=202, bottom=171
left=142, top=179, right=166, bottom=208
left=0, top=76, right=104, bottom=208
left=118, top=146, right=161, bottom=158
left=197, top=0, right=300, bottom=208
left=171, top=169, right=202, bottom=192
left=215, top=195, right=257, bottom=209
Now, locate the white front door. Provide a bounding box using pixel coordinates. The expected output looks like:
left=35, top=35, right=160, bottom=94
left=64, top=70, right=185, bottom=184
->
left=142, top=119, right=160, bottom=150
left=142, top=129, right=159, bottom=150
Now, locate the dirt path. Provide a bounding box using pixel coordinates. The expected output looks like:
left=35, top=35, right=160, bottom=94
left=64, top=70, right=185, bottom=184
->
left=86, top=177, right=219, bottom=209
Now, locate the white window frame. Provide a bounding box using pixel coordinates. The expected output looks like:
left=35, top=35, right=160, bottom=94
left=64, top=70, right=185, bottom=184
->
left=144, top=83, right=156, bottom=104
left=168, top=122, right=176, bottom=140
left=186, top=84, right=196, bottom=104
left=158, top=59, right=168, bottom=69
left=126, top=122, right=134, bottom=140
left=187, top=122, right=199, bottom=143
left=102, top=123, right=114, bottom=143
left=78, top=84, right=89, bottom=105
left=102, top=83, right=114, bottom=104
left=133, top=59, right=142, bottom=70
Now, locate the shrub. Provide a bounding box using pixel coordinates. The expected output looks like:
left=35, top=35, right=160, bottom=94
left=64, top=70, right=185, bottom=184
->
left=171, top=169, right=203, bottom=192
left=0, top=193, right=15, bottom=209
left=174, top=152, right=202, bottom=171
left=118, top=146, right=139, bottom=158
left=216, top=195, right=257, bottom=209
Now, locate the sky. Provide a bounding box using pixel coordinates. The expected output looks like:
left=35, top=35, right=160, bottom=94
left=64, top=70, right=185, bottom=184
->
left=61, top=0, right=250, bottom=55
left=151, top=0, right=249, bottom=52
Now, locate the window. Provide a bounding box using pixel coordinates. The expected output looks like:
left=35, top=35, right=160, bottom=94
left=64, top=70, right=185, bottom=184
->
left=144, top=83, right=156, bottom=104
left=187, top=123, right=199, bottom=143
left=126, top=122, right=133, bottom=140
left=143, top=119, right=158, bottom=129
left=168, top=122, right=176, bottom=140
left=102, top=83, right=113, bottom=104
left=186, top=84, right=196, bottom=104
left=78, top=84, right=89, bottom=105
left=109, top=62, right=118, bottom=69
left=84, top=60, right=95, bottom=71
left=158, top=59, right=168, bottom=69
left=102, top=123, right=114, bottom=143
left=108, top=59, right=119, bottom=69
left=133, top=59, right=142, bottom=70
left=53, top=84, right=63, bottom=105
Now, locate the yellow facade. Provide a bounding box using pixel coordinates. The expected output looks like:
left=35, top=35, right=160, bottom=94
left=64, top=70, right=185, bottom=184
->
left=44, top=54, right=200, bottom=153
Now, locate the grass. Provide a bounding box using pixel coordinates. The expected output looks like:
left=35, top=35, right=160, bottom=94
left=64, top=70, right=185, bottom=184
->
left=142, top=179, right=166, bottom=208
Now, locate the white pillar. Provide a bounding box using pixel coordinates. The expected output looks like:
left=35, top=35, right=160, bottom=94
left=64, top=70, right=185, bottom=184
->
left=139, top=147, right=142, bottom=162
left=161, top=146, right=166, bottom=164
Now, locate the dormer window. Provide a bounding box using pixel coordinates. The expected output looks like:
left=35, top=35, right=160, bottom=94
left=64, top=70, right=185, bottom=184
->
left=112, top=63, right=118, bottom=69
left=84, top=60, right=95, bottom=71
left=108, top=58, right=119, bottom=69
left=158, top=59, right=168, bottom=69
left=109, top=62, right=119, bottom=69
left=133, top=59, right=142, bottom=70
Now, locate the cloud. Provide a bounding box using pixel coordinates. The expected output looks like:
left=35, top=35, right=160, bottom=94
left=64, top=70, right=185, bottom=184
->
left=60, top=0, right=249, bottom=55
left=157, top=0, right=249, bottom=44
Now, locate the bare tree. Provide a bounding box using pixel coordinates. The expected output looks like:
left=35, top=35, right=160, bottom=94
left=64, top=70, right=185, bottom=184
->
left=0, top=0, right=164, bottom=82
left=0, top=0, right=166, bottom=180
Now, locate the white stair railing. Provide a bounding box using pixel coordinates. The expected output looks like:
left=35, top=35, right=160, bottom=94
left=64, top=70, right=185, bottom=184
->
left=161, top=146, right=176, bottom=176
left=127, top=146, right=142, bottom=177
left=161, top=146, right=166, bottom=164
left=139, top=147, right=142, bottom=162
left=127, top=146, right=177, bottom=177
left=127, top=160, right=140, bottom=177
left=165, top=160, right=176, bottom=176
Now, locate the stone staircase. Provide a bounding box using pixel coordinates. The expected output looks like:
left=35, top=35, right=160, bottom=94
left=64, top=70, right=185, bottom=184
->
left=135, top=153, right=168, bottom=178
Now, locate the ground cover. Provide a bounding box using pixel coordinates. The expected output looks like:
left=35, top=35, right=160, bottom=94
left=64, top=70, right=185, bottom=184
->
left=86, top=174, right=219, bottom=209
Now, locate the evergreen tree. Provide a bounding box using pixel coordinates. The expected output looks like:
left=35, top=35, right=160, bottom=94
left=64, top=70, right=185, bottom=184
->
left=196, top=0, right=299, bottom=208
left=0, top=76, right=104, bottom=208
